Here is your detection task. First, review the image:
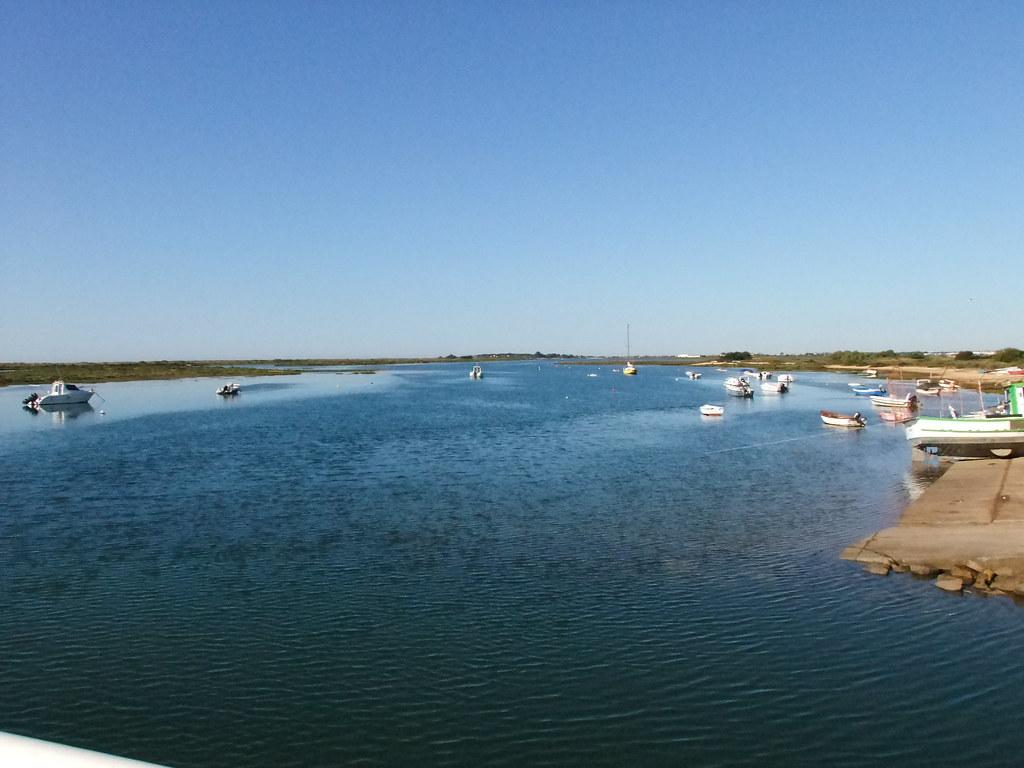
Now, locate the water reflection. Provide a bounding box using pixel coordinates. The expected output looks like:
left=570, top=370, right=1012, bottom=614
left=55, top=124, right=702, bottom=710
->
left=902, top=460, right=947, bottom=500
left=38, top=402, right=94, bottom=423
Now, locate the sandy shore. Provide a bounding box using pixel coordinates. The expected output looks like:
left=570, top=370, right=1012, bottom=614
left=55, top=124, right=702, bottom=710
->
left=824, top=364, right=1017, bottom=390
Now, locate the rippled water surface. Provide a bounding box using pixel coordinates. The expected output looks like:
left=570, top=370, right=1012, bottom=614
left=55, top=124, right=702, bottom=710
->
left=2, top=365, right=1022, bottom=767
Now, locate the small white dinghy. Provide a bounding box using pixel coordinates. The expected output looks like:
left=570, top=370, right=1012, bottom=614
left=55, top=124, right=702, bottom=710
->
left=216, top=383, right=240, bottom=396
left=820, top=410, right=866, bottom=428
left=760, top=381, right=789, bottom=394
left=700, top=404, right=725, bottom=416
left=870, top=392, right=918, bottom=409
left=470, top=365, right=484, bottom=379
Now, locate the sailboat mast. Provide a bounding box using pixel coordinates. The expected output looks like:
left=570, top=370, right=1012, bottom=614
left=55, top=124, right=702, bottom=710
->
left=627, top=323, right=631, bottom=359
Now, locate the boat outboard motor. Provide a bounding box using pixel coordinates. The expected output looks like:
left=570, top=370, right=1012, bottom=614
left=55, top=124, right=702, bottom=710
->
left=22, top=392, right=39, bottom=406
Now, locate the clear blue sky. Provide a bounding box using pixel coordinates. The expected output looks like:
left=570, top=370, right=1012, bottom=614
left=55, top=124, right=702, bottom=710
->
left=2, top=1, right=1021, bottom=360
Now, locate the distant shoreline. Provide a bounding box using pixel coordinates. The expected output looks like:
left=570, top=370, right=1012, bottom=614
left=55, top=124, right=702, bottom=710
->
left=0, top=355, right=558, bottom=387
left=2, top=353, right=1019, bottom=389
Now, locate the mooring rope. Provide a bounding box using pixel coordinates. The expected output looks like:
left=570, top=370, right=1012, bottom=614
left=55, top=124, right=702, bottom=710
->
left=701, top=422, right=881, bottom=456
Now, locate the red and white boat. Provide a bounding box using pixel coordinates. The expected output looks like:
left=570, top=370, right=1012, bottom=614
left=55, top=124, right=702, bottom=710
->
left=879, top=409, right=915, bottom=424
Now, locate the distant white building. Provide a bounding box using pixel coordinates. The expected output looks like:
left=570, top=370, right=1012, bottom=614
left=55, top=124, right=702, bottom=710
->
left=676, top=353, right=701, bottom=358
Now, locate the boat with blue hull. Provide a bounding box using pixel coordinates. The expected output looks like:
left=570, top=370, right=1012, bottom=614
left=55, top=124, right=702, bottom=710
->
left=850, top=384, right=886, bottom=396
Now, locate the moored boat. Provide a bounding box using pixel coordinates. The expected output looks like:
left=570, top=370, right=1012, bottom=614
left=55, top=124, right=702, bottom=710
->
left=777, top=374, right=795, bottom=383
left=686, top=371, right=702, bottom=380
left=470, top=365, right=484, bottom=379
left=938, top=378, right=959, bottom=391
left=699, top=404, right=725, bottom=416
left=759, top=381, right=788, bottom=393
left=622, top=324, right=638, bottom=375
left=879, top=409, right=916, bottom=424
left=821, top=410, right=867, bottom=428
left=915, top=379, right=940, bottom=396
left=905, top=381, right=1024, bottom=458
left=216, top=382, right=241, bottom=395
left=724, top=377, right=754, bottom=398
left=850, top=384, right=886, bottom=396
left=34, top=380, right=96, bottom=406
left=870, top=392, right=918, bottom=409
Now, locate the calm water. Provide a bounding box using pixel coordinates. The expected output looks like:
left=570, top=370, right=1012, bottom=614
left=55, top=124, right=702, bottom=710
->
left=1, top=364, right=1021, bottom=767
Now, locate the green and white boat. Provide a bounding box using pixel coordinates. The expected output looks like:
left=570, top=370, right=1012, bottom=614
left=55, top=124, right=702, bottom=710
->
left=906, top=381, right=1024, bottom=458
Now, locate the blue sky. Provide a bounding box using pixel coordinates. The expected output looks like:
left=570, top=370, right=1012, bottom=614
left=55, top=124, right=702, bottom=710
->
left=2, top=1, right=1021, bottom=360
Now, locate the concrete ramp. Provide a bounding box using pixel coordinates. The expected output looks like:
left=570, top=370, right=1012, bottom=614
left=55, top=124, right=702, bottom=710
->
left=842, top=458, right=1024, bottom=596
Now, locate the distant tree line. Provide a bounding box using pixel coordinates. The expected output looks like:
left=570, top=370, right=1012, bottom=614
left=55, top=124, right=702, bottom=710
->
left=824, top=348, right=1023, bottom=364
left=442, top=352, right=579, bottom=360
left=993, top=347, right=1023, bottom=362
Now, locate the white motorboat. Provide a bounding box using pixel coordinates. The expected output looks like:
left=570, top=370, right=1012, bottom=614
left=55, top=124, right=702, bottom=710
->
left=821, top=410, right=866, bottom=428
left=33, top=380, right=96, bottom=406
left=724, top=377, right=754, bottom=398
left=870, top=392, right=918, bottom=409
left=861, top=369, right=878, bottom=378
left=686, top=371, right=702, bottom=380
left=778, top=374, right=795, bottom=383
left=700, top=404, right=725, bottom=416
left=470, top=365, right=484, bottom=379
left=937, top=378, right=960, bottom=391
left=216, top=383, right=241, bottom=395
left=759, top=381, right=788, bottom=394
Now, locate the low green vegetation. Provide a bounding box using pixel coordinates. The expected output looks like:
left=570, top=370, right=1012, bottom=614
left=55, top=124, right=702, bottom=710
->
left=993, top=347, right=1024, bottom=363
left=0, top=353, right=570, bottom=387
left=0, top=361, right=303, bottom=387
left=265, top=352, right=580, bottom=366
